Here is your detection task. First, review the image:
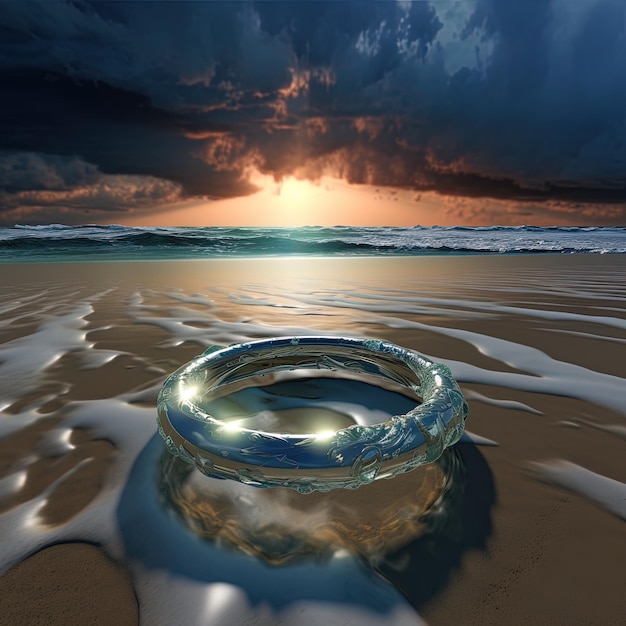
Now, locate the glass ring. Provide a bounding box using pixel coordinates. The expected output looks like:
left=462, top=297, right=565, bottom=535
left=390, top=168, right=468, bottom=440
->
left=157, top=336, right=469, bottom=493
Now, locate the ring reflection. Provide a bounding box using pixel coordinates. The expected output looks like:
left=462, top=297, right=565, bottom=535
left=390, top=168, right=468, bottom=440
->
left=159, top=445, right=465, bottom=566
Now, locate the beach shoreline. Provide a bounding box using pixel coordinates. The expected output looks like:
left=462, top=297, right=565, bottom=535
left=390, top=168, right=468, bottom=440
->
left=0, top=254, right=624, bottom=625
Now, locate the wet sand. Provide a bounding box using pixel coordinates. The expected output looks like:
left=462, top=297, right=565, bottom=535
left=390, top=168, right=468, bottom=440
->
left=0, top=255, right=625, bottom=625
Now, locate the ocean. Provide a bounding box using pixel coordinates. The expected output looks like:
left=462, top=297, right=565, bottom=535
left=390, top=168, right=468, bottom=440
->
left=1, top=224, right=625, bottom=262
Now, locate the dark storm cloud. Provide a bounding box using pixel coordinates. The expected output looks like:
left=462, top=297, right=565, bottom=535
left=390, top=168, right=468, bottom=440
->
left=0, top=150, right=184, bottom=225
left=0, top=70, right=255, bottom=197
left=0, top=0, right=625, bottom=225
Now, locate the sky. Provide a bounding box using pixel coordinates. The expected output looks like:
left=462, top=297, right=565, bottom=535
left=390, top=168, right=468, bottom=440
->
left=1, top=0, right=625, bottom=227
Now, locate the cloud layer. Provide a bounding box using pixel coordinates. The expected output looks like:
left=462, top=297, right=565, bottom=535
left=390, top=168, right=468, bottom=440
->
left=0, top=151, right=183, bottom=224
left=0, top=0, right=625, bottom=224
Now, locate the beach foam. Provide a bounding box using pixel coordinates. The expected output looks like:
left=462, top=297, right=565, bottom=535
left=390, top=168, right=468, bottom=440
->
left=0, top=255, right=624, bottom=624
left=532, top=461, right=626, bottom=520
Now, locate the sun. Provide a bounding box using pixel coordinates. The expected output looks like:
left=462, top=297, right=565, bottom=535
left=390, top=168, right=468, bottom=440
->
left=121, top=168, right=444, bottom=227
left=276, top=176, right=319, bottom=205
left=264, top=175, right=328, bottom=224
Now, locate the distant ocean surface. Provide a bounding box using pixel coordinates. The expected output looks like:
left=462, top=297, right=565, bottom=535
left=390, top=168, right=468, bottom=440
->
left=1, top=225, right=625, bottom=262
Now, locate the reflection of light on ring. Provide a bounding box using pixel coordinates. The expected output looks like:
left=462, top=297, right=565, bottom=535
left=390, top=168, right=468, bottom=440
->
left=315, top=430, right=335, bottom=441
left=178, top=383, right=198, bottom=404
left=157, top=336, right=469, bottom=493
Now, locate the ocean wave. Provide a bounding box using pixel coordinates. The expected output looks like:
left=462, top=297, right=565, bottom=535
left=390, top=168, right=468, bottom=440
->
left=1, top=225, right=625, bottom=260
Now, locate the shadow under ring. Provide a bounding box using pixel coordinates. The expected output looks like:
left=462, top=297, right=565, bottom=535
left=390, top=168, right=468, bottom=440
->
left=157, top=336, right=469, bottom=493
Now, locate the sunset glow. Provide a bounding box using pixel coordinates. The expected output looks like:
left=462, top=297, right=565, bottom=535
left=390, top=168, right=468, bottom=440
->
left=121, top=172, right=440, bottom=227
left=122, top=171, right=604, bottom=228
left=1, top=0, right=625, bottom=226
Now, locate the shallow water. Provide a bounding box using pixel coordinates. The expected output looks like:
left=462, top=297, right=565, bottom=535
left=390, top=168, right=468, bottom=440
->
left=0, top=255, right=624, bottom=624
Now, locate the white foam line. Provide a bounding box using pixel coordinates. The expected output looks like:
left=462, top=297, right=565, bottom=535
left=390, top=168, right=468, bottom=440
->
left=578, top=419, right=626, bottom=440
left=129, top=287, right=626, bottom=415
left=0, top=290, right=127, bottom=404
left=544, top=328, right=626, bottom=345
left=372, top=281, right=626, bottom=302
left=0, top=392, right=160, bottom=570
left=160, top=292, right=214, bottom=307
left=460, top=431, right=498, bottom=446
left=594, top=306, right=626, bottom=313
left=128, top=291, right=144, bottom=307
left=453, top=286, right=626, bottom=301
left=0, top=301, right=60, bottom=329
left=0, top=427, right=144, bottom=591
left=130, top=299, right=359, bottom=349
left=230, top=293, right=310, bottom=310
left=134, top=562, right=424, bottom=626
left=237, top=290, right=496, bottom=320
left=324, top=291, right=626, bottom=330
left=463, top=389, right=543, bottom=415
left=531, top=460, right=626, bottom=520
left=0, top=471, right=27, bottom=499
left=0, top=302, right=94, bottom=400
left=124, top=382, right=163, bottom=405
left=0, top=406, right=57, bottom=438
left=81, top=349, right=127, bottom=369
left=363, top=315, right=626, bottom=415
left=37, top=427, right=76, bottom=456
left=0, top=290, right=52, bottom=315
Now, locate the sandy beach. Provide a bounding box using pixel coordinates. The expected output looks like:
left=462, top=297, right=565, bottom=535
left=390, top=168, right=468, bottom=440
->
left=0, top=254, right=624, bottom=625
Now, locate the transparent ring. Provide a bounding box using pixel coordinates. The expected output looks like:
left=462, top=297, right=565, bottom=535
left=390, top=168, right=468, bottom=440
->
left=157, top=336, right=469, bottom=493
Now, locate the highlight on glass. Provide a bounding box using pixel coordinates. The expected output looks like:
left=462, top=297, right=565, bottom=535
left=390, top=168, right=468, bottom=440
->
left=157, top=336, right=469, bottom=493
